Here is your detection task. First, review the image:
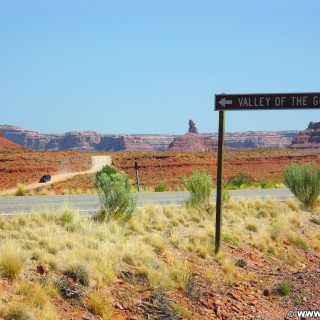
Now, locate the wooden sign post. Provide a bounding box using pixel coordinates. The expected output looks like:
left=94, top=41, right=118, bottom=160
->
left=215, top=111, right=225, bottom=253
left=135, top=161, right=140, bottom=192
left=214, top=92, right=320, bottom=253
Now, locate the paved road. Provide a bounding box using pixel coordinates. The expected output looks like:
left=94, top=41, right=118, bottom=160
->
left=0, top=188, right=295, bottom=215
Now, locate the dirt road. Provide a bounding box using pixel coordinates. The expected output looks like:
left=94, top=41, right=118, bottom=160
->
left=2, top=155, right=111, bottom=196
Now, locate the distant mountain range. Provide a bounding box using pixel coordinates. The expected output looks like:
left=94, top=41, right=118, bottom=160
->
left=0, top=124, right=299, bottom=152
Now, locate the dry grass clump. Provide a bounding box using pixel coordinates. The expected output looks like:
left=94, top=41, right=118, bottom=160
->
left=143, top=233, right=167, bottom=253
left=186, top=227, right=214, bottom=259
left=170, top=265, right=197, bottom=296
left=17, top=281, right=50, bottom=308
left=15, top=183, right=26, bottom=196
left=0, top=301, right=33, bottom=320
left=0, top=240, right=26, bottom=279
left=215, top=251, right=235, bottom=285
left=87, top=291, right=113, bottom=319
left=0, top=281, right=59, bottom=319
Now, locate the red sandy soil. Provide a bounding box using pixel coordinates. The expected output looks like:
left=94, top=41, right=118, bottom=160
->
left=111, top=149, right=320, bottom=190
left=0, top=132, right=31, bottom=151
left=2, top=148, right=320, bottom=194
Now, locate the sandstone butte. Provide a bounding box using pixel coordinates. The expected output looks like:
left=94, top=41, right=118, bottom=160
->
left=290, top=121, right=320, bottom=153
left=0, top=123, right=299, bottom=152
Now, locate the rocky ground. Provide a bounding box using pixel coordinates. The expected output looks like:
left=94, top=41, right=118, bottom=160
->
left=1, top=241, right=319, bottom=319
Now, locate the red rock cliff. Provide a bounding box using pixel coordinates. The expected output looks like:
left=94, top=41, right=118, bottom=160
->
left=291, top=122, right=320, bottom=150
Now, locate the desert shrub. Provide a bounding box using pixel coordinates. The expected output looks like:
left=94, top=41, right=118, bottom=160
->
left=222, top=233, right=239, bottom=247
left=16, top=183, right=26, bottom=196
left=226, top=172, right=251, bottom=189
left=275, top=281, right=292, bottom=296
left=170, top=302, right=193, bottom=318
left=284, top=162, right=320, bottom=209
left=94, top=165, right=136, bottom=223
left=155, top=183, right=166, bottom=192
left=235, top=259, right=247, bottom=268
left=182, top=169, right=213, bottom=212
left=222, top=188, right=230, bottom=205
left=260, top=179, right=281, bottom=189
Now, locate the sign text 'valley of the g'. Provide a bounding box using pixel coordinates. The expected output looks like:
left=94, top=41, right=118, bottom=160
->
left=215, top=93, right=320, bottom=111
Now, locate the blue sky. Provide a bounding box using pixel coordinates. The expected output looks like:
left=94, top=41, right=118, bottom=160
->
left=1, top=0, right=320, bottom=134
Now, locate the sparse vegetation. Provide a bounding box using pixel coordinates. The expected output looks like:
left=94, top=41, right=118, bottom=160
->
left=0, top=196, right=318, bottom=318
left=226, top=172, right=282, bottom=190
left=2, top=149, right=320, bottom=195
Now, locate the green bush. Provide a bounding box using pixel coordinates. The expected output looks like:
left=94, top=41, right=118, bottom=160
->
left=288, top=234, right=308, bottom=251
left=284, top=162, right=320, bottom=209
left=260, top=179, right=280, bottom=189
left=182, top=169, right=213, bottom=213
left=155, top=183, right=166, bottom=192
left=276, top=281, right=292, bottom=296
left=222, top=233, right=239, bottom=247
left=222, top=188, right=230, bottom=205
left=226, top=172, right=251, bottom=189
left=94, top=165, right=136, bottom=223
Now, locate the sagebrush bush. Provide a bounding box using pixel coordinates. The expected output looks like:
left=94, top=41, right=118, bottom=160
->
left=182, top=169, right=213, bottom=212
left=154, top=183, right=166, bottom=192
left=94, top=165, right=136, bottom=223
left=284, top=162, right=320, bottom=208
left=227, top=172, right=251, bottom=189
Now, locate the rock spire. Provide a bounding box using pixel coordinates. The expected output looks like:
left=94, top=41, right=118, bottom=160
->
left=188, top=120, right=198, bottom=134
